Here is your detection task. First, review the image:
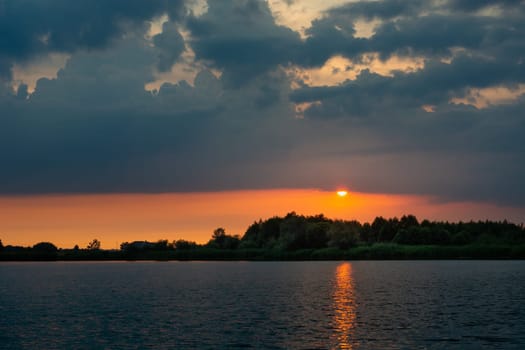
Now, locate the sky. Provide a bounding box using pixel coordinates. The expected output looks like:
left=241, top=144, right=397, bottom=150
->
left=1, top=0, right=524, bottom=247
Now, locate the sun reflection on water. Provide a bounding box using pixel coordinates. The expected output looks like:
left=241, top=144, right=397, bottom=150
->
left=332, top=262, right=357, bottom=349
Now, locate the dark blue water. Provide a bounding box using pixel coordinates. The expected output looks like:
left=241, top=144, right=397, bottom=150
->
left=0, top=261, right=524, bottom=349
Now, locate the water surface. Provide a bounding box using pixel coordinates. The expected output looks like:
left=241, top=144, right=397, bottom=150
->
left=0, top=261, right=523, bottom=349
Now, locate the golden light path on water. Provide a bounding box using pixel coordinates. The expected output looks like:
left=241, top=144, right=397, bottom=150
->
left=333, top=262, right=357, bottom=349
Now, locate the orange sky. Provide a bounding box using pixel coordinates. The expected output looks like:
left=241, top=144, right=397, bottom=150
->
left=0, top=189, right=523, bottom=248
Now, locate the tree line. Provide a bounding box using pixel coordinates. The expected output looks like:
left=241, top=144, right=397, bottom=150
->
left=1, top=213, right=524, bottom=260
left=101, top=212, right=525, bottom=252
left=231, top=212, right=525, bottom=250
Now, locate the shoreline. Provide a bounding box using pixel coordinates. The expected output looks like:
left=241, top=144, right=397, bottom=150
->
left=2, top=243, right=524, bottom=261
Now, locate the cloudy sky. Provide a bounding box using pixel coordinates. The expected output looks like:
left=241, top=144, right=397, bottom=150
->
left=1, top=0, right=524, bottom=246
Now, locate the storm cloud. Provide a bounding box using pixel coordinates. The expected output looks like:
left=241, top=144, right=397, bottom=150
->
left=0, top=0, right=524, bottom=207
left=0, top=0, right=185, bottom=78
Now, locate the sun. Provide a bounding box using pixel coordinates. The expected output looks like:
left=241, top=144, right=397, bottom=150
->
left=336, top=190, right=348, bottom=197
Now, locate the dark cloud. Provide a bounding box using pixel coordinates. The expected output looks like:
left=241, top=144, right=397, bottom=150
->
left=153, top=21, right=186, bottom=72
left=0, top=0, right=185, bottom=79
left=323, top=0, right=524, bottom=22
left=290, top=0, right=525, bottom=132
left=0, top=31, right=296, bottom=194
left=291, top=55, right=525, bottom=111
left=186, top=0, right=301, bottom=86
left=448, top=0, right=524, bottom=12
left=303, top=2, right=525, bottom=64
left=28, top=36, right=157, bottom=107
left=301, top=17, right=365, bottom=67
left=325, top=0, right=425, bottom=21
left=0, top=0, right=524, bottom=208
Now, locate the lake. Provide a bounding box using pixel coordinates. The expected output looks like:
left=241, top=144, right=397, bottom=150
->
left=0, top=261, right=524, bottom=349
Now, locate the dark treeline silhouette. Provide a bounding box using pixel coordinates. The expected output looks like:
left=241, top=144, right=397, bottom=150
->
left=0, top=241, right=59, bottom=260
left=2, top=213, right=525, bottom=260
left=238, top=212, right=525, bottom=250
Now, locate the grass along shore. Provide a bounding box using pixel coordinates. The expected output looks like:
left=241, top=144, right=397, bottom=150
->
left=1, top=243, right=524, bottom=261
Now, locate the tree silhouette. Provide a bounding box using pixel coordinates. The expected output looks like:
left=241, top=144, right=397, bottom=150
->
left=210, top=227, right=226, bottom=247
left=173, top=239, right=197, bottom=250
left=213, top=227, right=226, bottom=240
left=154, top=239, right=169, bottom=250
left=87, top=239, right=101, bottom=250
left=327, top=220, right=360, bottom=249
left=32, top=242, right=58, bottom=252
left=208, top=228, right=240, bottom=249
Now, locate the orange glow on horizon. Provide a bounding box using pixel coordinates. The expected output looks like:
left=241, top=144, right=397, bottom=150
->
left=0, top=189, right=523, bottom=248
left=337, top=190, right=348, bottom=197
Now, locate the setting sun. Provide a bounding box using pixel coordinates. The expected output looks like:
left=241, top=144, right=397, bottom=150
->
left=337, top=190, right=348, bottom=197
